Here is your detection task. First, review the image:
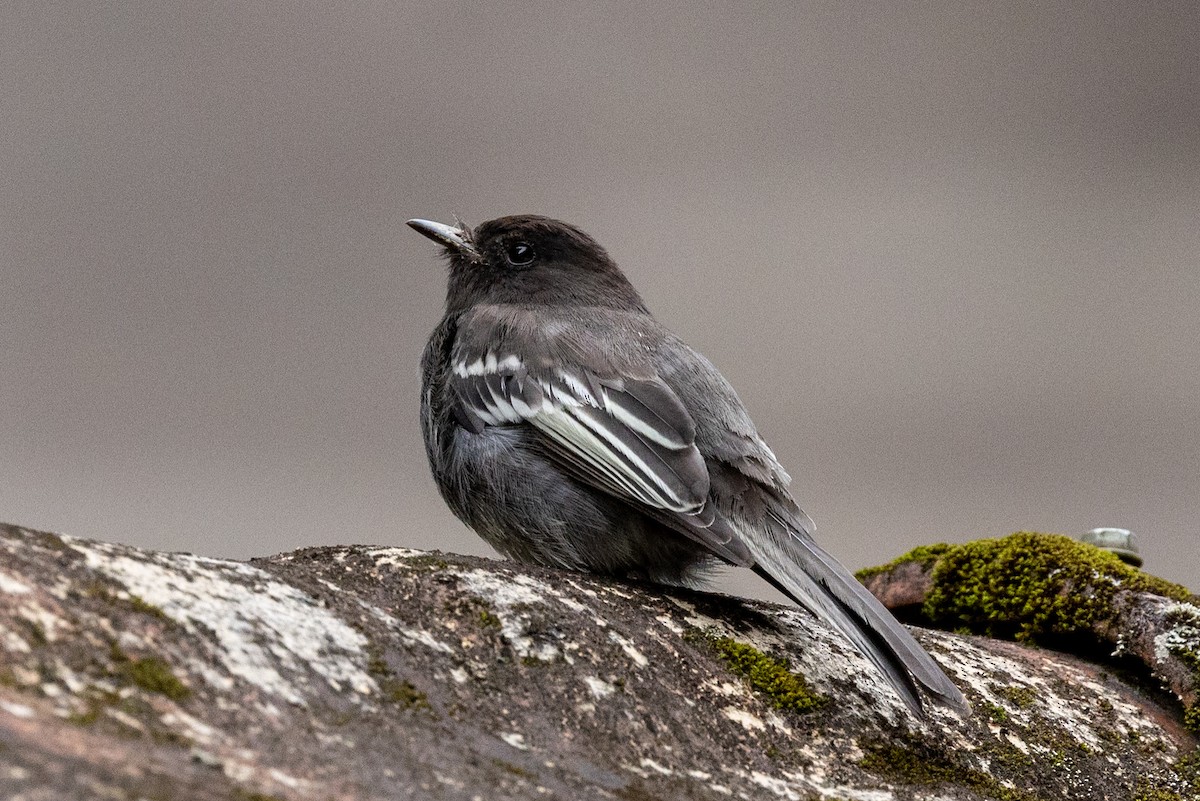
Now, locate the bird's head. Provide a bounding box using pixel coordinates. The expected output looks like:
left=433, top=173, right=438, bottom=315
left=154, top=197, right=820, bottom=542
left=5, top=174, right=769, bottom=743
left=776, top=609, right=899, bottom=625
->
left=408, top=215, right=647, bottom=313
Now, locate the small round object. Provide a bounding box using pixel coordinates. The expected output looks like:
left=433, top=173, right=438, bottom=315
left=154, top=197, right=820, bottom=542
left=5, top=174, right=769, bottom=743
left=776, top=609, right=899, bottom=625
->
left=1081, top=527, right=1143, bottom=568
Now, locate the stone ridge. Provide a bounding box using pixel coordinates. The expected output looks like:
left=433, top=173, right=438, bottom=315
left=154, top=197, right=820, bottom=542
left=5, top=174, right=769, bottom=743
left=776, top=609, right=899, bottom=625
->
left=858, top=531, right=1200, bottom=736
left=0, top=523, right=1197, bottom=800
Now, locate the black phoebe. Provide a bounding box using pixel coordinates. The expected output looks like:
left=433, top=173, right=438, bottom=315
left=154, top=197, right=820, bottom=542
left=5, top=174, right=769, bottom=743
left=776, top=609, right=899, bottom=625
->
left=409, top=214, right=967, bottom=716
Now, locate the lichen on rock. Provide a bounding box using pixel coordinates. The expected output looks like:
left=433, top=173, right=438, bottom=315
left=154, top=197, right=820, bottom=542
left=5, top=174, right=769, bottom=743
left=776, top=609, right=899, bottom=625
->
left=2, top=523, right=1199, bottom=800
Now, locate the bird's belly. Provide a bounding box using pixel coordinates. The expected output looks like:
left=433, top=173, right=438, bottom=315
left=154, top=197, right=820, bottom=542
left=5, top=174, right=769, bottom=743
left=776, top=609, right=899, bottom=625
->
left=437, top=426, right=712, bottom=584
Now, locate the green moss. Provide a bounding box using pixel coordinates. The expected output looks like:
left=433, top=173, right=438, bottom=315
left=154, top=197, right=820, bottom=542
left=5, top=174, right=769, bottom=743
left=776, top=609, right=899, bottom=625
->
left=66, top=666, right=192, bottom=745
left=1175, top=749, right=1200, bottom=796
left=367, top=655, right=390, bottom=678
left=906, top=533, right=1200, bottom=736
left=1183, top=705, right=1200, bottom=734
left=1160, top=607, right=1200, bottom=734
left=922, top=532, right=1192, bottom=643
left=68, top=701, right=108, bottom=726
left=83, top=581, right=174, bottom=625
left=33, top=529, right=70, bottom=552
left=127, top=657, right=191, bottom=701
left=67, top=708, right=104, bottom=726
left=126, top=594, right=172, bottom=622
left=997, top=685, right=1037, bottom=708
left=979, top=701, right=1009, bottom=723
left=1131, top=782, right=1185, bottom=801
left=107, top=642, right=190, bottom=701
left=17, top=618, right=47, bottom=647
left=407, top=554, right=450, bottom=571
left=700, top=634, right=825, bottom=714
left=1133, top=746, right=1199, bottom=800
left=383, top=678, right=429, bottom=708
left=861, top=743, right=1045, bottom=801
left=366, top=651, right=431, bottom=710
left=855, top=543, right=953, bottom=582
left=478, top=609, right=502, bottom=629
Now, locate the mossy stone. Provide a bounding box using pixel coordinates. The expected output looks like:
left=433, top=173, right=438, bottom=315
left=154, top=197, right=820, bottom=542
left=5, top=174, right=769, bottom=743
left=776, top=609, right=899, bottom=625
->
left=860, top=742, right=1045, bottom=801
left=917, top=532, right=1190, bottom=643
left=700, top=634, right=825, bottom=714
left=855, top=543, right=953, bottom=582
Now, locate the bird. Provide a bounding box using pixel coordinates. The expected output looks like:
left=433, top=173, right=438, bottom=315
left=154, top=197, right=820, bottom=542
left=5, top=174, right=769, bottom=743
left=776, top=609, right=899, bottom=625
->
left=408, top=214, right=967, bottom=716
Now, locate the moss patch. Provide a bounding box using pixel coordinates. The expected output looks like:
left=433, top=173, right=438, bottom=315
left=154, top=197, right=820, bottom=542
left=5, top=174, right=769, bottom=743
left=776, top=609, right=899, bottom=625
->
left=16, top=618, right=47, bottom=647
left=367, top=653, right=431, bottom=710
left=908, top=532, right=1200, bottom=736
left=979, top=701, right=1009, bottom=724
left=1161, top=605, right=1200, bottom=734
left=919, top=532, right=1192, bottom=643
left=861, top=532, right=1200, bottom=734
left=83, top=581, right=175, bottom=625
left=32, top=529, right=71, bottom=552
left=694, top=633, right=825, bottom=714
left=384, top=678, right=429, bottom=708
left=406, top=554, right=450, bottom=571
left=855, top=543, right=953, bottom=583
left=109, top=644, right=191, bottom=701
left=997, top=685, right=1037, bottom=709
left=126, top=594, right=172, bottom=623
left=127, top=656, right=191, bottom=701
left=861, top=742, right=1044, bottom=801
left=1175, top=749, right=1200, bottom=797
left=1131, top=784, right=1185, bottom=801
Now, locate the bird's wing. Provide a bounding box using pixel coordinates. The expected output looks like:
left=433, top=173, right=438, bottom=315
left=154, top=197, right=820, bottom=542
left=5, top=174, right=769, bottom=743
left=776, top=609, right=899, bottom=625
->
left=748, top=507, right=969, bottom=716
left=653, top=335, right=969, bottom=716
left=447, top=350, right=752, bottom=565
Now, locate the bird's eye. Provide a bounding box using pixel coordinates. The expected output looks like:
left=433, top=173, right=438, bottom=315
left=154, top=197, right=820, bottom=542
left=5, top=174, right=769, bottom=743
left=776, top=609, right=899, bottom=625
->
left=505, top=241, right=536, bottom=266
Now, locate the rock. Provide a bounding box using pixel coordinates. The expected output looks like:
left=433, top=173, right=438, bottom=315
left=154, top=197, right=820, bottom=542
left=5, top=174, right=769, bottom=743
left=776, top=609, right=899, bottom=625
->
left=858, top=532, right=1200, bottom=730
left=1, top=522, right=1197, bottom=800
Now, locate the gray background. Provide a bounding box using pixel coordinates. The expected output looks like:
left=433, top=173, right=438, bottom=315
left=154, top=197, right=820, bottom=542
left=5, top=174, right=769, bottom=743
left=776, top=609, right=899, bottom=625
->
left=3, top=2, right=1197, bottom=600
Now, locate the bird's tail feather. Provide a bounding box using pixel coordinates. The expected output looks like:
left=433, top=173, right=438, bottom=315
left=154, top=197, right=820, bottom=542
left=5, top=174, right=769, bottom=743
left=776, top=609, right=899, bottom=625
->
left=747, top=514, right=968, bottom=717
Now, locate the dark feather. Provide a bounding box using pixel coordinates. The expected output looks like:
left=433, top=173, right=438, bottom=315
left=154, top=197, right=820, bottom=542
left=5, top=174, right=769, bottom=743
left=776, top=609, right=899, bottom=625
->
left=751, top=510, right=968, bottom=715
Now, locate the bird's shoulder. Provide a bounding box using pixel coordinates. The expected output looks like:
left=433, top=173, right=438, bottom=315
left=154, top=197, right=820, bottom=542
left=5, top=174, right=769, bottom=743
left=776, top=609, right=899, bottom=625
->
left=453, top=303, right=667, bottom=377
left=653, top=332, right=793, bottom=492
left=450, top=303, right=792, bottom=493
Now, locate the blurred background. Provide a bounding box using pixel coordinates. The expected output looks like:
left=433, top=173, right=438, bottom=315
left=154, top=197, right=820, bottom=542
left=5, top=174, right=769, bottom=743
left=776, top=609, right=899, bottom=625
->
left=2, top=2, right=1197, bottom=600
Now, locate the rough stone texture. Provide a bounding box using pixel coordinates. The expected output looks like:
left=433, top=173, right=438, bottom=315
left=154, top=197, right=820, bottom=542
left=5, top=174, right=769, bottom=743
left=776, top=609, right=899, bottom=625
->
left=1, top=522, right=1198, bottom=801
left=859, top=559, right=934, bottom=613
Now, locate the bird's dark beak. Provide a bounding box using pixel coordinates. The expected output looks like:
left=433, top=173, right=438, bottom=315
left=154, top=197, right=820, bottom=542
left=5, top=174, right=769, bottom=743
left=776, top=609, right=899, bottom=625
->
left=407, top=218, right=479, bottom=260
